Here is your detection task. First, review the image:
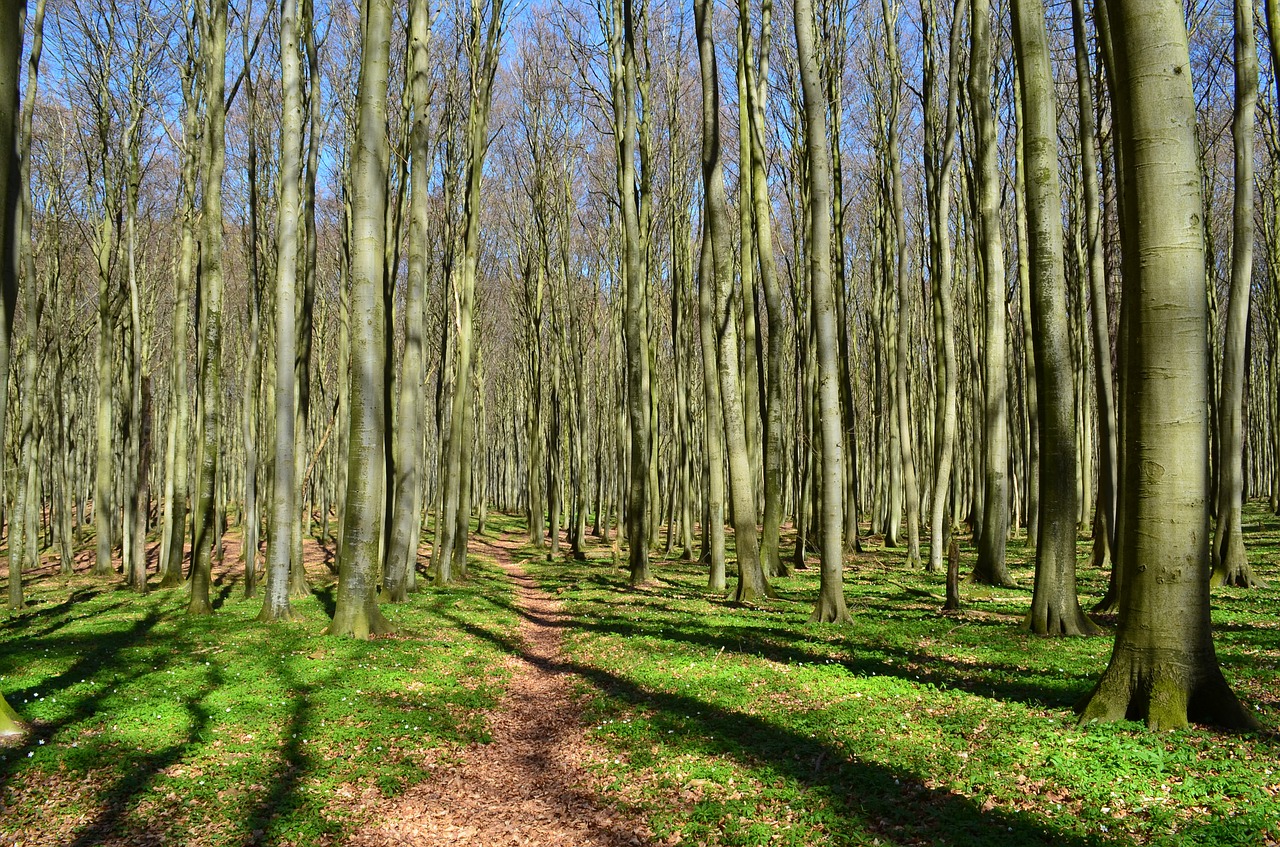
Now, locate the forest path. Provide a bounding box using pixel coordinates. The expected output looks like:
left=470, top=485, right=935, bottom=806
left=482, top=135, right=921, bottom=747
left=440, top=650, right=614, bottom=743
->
left=352, top=531, right=651, bottom=846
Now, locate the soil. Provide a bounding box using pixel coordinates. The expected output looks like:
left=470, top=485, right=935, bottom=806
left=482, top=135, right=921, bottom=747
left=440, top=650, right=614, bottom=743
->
left=351, top=532, right=652, bottom=846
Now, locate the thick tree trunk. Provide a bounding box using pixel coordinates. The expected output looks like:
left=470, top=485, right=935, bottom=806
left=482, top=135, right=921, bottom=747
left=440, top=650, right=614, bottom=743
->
left=1079, top=0, right=1256, bottom=731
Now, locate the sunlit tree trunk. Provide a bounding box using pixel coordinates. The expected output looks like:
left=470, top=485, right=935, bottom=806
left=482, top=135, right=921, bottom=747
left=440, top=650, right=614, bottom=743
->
left=1211, top=0, right=1265, bottom=590
left=261, top=0, right=305, bottom=622
left=795, top=0, right=849, bottom=623
left=385, top=0, right=432, bottom=602
left=330, top=0, right=395, bottom=636
left=1080, top=0, right=1256, bottom=731
left=1013, top=0, right=1100, bottom=636
left=968, top=0, right=1014, bottom=588
left=188, top=0, right=229, bottom=616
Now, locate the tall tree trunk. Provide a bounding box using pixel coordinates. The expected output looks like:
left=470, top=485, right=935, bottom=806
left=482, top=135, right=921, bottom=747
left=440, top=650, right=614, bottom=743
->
left=386, top=0, right=432, bottom=602
left=0, top=0, right=25, bottom=734
left=261, top=0, right=305, bottom=622
left=696, top=0, right=768, bottom=603
left=969, top=0, right=1014, bottom=588
left=330, top=0, right=395, bottom=637
left=1079, top=0, right=1256, bottom=731
left=1211, top=0, right=1265, bottom=590
left=188, top=0, right=229, bottom=616
left=1072, top=0, right=1118, bottom=576
left=1013, top=0, right=1100, bottom=636
left=924, top=0, right=963, bottom=575
left=795, top=0, right=849, bottom=623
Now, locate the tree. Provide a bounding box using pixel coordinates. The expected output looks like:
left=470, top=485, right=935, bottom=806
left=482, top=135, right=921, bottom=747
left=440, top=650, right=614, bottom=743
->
left=1079, top=0, right=1257, bottom=731
left=384, top=0, right=433, bottom=602
left=261, top=0, right=306, bottom=622
left=1211, top=0, right=1266, bottom=590
left=330, top=0, right=395, bottom=637
left=968, top=0, right=1014, bottom=588
left=694, top=0, right=769, bottom=603
left=1012, top=0, right=1100, bottom=637
left=794, top=0, right=849, bottom=623
left=0, top=0, right=26, bottom=734
left=187, top=0, right=229, bottom=616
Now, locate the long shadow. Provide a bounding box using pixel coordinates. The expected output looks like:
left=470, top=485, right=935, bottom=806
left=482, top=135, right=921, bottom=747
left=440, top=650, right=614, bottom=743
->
left=66, top=680, right=215, bottom=846
left=436, top=605, right=1112, bottom=847
left=464, top=585, right=1088, bottom=709
left=0, top=608, right=166, bottom=789
left=240, top=670, right=316, bottom=846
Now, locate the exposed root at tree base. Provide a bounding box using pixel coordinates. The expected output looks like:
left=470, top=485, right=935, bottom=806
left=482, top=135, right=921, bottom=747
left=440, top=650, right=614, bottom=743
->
left=350, top=532, right=651, bottom=846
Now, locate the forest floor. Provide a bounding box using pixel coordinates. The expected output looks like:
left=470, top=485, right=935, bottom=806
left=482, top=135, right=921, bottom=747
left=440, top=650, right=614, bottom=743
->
left=0, top=509, right=1277, bottom=845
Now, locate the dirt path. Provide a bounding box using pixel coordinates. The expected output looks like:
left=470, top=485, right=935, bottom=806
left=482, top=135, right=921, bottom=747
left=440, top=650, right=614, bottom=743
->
left=352, top=533, right=651, bottom=846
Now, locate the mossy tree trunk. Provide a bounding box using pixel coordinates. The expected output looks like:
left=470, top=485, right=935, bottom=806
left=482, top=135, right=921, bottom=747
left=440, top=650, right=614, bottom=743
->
left=1079, top=0, right=1257, bottom=731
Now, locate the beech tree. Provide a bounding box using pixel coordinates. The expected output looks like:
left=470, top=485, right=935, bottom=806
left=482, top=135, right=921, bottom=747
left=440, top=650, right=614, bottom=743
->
left=1079, top=0, right=1256, bottom=731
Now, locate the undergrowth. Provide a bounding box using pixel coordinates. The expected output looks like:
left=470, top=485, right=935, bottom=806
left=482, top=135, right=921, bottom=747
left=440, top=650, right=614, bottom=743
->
left=0, top=527, right=514, bottom=846
left=523, top=504, right=1280, bottom=847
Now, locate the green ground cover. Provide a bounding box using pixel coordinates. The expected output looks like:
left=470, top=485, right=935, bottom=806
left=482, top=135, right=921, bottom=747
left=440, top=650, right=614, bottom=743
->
left=523, top=506, right=1280, bottom=847
left=0, top=542, right=514, bottom=845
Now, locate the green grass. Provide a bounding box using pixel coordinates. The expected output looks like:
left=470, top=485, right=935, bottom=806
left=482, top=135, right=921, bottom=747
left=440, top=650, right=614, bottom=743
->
left=522, top=505, right=1280, bottom=847
left=0, top=529, right=517, bottom=845
left=3, top=507, right=1278, bottom=846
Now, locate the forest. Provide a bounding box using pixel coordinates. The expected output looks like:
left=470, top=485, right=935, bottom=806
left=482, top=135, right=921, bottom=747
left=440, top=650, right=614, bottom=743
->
left=0, top=0, right=1278, bottom=843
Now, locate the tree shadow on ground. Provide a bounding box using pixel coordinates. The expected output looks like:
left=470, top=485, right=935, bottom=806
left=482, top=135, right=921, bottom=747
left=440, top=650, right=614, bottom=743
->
left=0, top=608, right=166, bottom=790
left=437, top=606, right=1114, bottom=847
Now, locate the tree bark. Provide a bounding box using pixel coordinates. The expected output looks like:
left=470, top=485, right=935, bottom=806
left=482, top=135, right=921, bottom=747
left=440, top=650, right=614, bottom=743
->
left=1079, top=0, right=1257, bottom=731
left=330, top=0, right=395, bottom=637
left=1012, top=0, right=1101, bottom=636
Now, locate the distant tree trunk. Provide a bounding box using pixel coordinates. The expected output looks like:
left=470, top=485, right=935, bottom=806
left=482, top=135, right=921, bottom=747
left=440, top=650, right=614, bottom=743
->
left=1012, top=0, right=1101, bottom=636
left=968, top=0, right=1014, bottom=588
left=795, top=0, right=849, bottom=623
left=1072, top=0, right=1118, bottom=576
left=241, top=19, right=262, bottom=600
left=1211, top=0, right=1265, bottom=590
left=260, top=0, right=305, bottom=622
left=923, top=0, right=963, bottom=574
left=188, top=0, right=229, bottom=616
left=1079, top=0, right=1257, bottom=731
left=330, top=0, right=395, bottom=637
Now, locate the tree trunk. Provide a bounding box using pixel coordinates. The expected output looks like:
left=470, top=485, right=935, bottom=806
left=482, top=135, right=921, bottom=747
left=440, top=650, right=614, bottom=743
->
left=1079, top=0, right=1256, bottom=731
left=330, top=0, right=395, bottom=637
left=1211, top=0, right=1265, bottom=590
left=260, top=0, right=305, bottom=622
left=795, top=0, right=849, bottom=623
left=1013, top=0, right=1101, bottom=636
left=968, top=0, right=1014, bottom=588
